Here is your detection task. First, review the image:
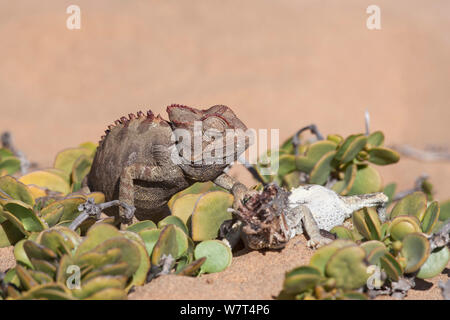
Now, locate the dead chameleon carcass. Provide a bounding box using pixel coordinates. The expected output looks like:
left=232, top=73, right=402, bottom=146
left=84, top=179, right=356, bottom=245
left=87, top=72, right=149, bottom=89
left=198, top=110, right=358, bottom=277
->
left=226, top=183, right=388, bottom=250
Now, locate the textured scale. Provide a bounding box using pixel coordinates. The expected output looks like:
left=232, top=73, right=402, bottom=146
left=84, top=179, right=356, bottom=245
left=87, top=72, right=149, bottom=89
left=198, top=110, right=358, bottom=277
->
left=288, top=184, right=388, bottom=232
left=88, top=111, right=185, bottom=221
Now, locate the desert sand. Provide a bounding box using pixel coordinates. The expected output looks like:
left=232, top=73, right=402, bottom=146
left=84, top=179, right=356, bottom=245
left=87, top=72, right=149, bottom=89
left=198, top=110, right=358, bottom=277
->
left=0, top=0, right=448, bottom=299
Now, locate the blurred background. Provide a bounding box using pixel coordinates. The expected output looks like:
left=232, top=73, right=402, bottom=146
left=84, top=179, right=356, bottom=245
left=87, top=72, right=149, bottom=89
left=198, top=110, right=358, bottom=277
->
left=0, top=0, right=449, bottom=198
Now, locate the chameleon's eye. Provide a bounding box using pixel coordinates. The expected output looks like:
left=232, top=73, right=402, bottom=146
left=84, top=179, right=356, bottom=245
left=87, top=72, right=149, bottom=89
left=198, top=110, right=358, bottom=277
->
left=203, top=116, right=227, bottom=132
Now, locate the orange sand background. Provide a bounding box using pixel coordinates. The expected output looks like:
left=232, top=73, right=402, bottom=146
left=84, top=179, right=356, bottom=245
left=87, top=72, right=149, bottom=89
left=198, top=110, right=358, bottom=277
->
left=0, top=0, right=448, bottom=299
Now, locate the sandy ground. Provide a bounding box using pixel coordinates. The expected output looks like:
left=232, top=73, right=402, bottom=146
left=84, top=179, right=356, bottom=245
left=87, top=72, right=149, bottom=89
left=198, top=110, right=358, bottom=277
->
left=128, top=235, right=449, bottom=300
left=1, top=235, right=447, bottom=300
left=0, top=0, right=449, bottom=299
left=0, top=247, right=15, bottom=274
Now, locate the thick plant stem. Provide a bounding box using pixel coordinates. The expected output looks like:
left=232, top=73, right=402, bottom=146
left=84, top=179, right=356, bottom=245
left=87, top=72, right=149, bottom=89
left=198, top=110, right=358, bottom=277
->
left=69, top=198, right=136, bottom=231
left=292, top=124, right=324, bottom=156
left=69, top=211, right=90, bottom=231
left=392, top=174, right=429, bottom=202
left=428, top=219, right=450, bottom=251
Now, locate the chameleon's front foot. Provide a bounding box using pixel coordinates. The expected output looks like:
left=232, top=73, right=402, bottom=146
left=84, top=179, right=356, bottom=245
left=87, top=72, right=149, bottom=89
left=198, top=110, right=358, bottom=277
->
left=118, top=202, right=136, bottom=225
left=306, top=236, right=333, bottom=249
left=233, top=185, right=261, bottom=212
left=213, top=174, right=252, bottom=210
left=231, top=182, right=250, bottom=209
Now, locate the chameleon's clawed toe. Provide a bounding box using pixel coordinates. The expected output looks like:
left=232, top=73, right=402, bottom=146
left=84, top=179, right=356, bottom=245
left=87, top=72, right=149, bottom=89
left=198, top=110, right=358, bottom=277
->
left=119, top=203, right=136, bottom=225
left=307, top=236, right=333, bottom=249
left=69, top=197, right=103, bottom=231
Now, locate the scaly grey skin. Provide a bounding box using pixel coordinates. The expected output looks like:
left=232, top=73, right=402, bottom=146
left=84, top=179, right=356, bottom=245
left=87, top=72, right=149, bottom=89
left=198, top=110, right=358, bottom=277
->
left=287, top=185, right=388, bottom=248
left=87, top=104, right=250, bottom=225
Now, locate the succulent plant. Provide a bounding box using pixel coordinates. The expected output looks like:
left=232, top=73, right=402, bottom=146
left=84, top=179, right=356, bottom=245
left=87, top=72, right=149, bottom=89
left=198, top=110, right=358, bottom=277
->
left=1, top=223, right=150, bottom=300
left=151, top=224, right=187, bottom=265
left=125, top=210, right=233, bottom=278
left=135, top=184, right=239, bottom=277
left=352, top=207, right=383, bottom=241
left=170, top=189, right=233, bottom=242
left=19, top=170, right=71, bottom=196
left=0, top=174, right=106, bottom=247
left=0, top=176, right=236, bottom=299
left=0, top=148, right=21, bottom=176
left=0, top=175, right=35, bottom=206
left=388, top=216, right=421, bottom=241
left=193, top=240, right=232, bottom=274
left=280, top=213, right=449, bottom=300
left=167, top=181, right=226, bottom=210
left=0, top=140, right=107, bottom=248
left=253, top=129, right=399, bottom=197
left=1, top=128, right=447, bottom=301
left=439, top=200, right=450, bottom=222
left=390, top=192, right=428, bottom=220
left=285, top=187, right=450, bottom=299
left=328, top=191, right=450, bottom=296
left=17, top=142, right=97, bottom=197
left=416, top=245, right=449, bottom=279
left=400, top=233, right=430, bottom=274
left=278, top=240, right=369, bottom=300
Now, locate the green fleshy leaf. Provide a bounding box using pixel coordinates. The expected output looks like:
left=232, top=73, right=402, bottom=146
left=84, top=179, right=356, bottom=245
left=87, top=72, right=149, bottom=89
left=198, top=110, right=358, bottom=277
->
left=367, top=131, right=385, bottom=147
left=417, top=246, right=449, bottom=279
left=347, top=165, right=382, bottom=196
left=367, top=147, right=400, bottom=165
left=309, top=151, right=336, bottom=185
left=194, top=240, right=232, bottom=274
left=390, top=192, right=427, bottom=220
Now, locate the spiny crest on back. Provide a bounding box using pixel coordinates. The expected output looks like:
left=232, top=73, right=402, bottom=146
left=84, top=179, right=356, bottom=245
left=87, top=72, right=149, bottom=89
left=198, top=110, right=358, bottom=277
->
left=96, top=103, right=246, bottom=146
left=98, top=109, right=157, bottom=145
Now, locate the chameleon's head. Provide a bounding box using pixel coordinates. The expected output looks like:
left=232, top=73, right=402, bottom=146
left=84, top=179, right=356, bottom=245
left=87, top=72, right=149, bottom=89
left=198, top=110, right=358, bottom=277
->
left=166, top=104, right=251, bottom=180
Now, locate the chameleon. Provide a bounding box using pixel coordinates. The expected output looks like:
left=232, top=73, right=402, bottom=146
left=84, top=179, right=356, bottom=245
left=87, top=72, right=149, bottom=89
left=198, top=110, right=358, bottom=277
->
left=86, top=104, right=250, bottom=225
left=231, top=183, right=388, bottom=250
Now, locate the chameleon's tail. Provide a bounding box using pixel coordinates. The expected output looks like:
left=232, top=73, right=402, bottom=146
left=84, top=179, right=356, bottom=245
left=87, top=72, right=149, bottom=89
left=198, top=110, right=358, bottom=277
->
left=341, top=192, right=388, bottom=213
